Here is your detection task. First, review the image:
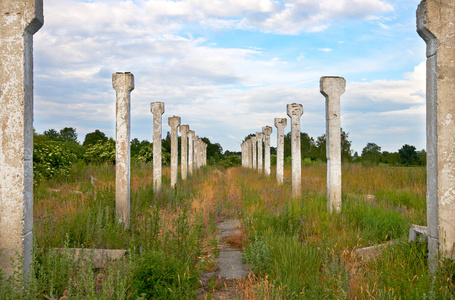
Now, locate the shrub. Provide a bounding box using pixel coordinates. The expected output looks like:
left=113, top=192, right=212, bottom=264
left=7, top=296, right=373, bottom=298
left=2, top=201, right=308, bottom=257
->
left=83, top=139, right=115, bottom=164
left=33, top=140, right=77, bottom=180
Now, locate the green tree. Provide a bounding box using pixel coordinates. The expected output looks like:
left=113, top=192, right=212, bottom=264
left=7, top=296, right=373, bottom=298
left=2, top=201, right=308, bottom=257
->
left=361, top=143, right=382, bottom=165
left=44, top=129, right=59, bottom=141
left=59, top=127, right=78, bottom=143
left=398, top=144, right=419, bottom=166
left=83, top=129, right=108, bottom=148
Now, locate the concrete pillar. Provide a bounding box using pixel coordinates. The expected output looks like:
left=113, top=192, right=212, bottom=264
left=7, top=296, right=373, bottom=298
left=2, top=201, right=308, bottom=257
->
left=417, top=0, right=455, bottom=272
left=287, top=103, right=303, bottom=198
left=194, top=135, right=199, bottom=171
left=248, top=139, right=253, bottom=168
left=256, top=132, right=264, bottom=173
left=274, top=118, right=287, bottom=185
left=112, top=72, right=134, bottom=228
left=262, top=126, right=273, bottom=176
left=251, top=135, right=257, bottom=170
left=188, top=130, right=195, bottom=176
left=179, top=125, right=189, bottom=180
left=241, top=142, right=245, bottom=167
left=203, top=143, right=207, bottom=166
left=320, top=76, right=346, bottom=214
left=168, top=116, right=181, bottom=188
left=0, top=0, right=43, bottom=280
left=150, top=102, right=165, bottom=191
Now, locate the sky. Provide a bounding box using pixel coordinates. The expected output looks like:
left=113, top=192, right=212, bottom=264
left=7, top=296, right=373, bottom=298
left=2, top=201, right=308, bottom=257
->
left=33, top=0, right=426, bottom=154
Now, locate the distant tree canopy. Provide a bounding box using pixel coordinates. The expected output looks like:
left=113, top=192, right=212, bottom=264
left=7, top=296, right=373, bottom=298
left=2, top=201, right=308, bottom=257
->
left=83, top=129, right=108, bottom=148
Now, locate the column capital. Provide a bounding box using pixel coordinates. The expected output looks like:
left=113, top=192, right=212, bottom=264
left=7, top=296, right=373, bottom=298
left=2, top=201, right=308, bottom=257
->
left=179, top=124, right=189, bottom=135
left=256, top=132, right=264, bottom=140
left=274, top=117, right=287, bottom=129
left=320, top=76, right=346, bottom=98
left=168, top=115, right=181, bottom=128
left=2, top=0, right=44, bottom=34
left=262, top=126, right=272, bottom=136
left=112, top=72, right=134, bottom=92
left=150, top=102, right=165, bottom=115
left=188, top=130, right=195, bottom=138
left=287, top=103, right=303, bottom=118
left=251, top=135, right=257, bottom=142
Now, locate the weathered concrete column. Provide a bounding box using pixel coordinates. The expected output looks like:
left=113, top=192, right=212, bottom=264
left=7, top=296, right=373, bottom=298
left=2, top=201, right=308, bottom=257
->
left=320, top=76, right=346, bottom=214
left=179, top=125, right=189, bottom=180
left=274, top=118, right=287, bottom=185
left=168, top=116, right=181, bottom=188
left=248, top=139, right=253, bottom=168
left=0, top=0, right=43, bottom=280
left=188, top=130, right=195, bottom=176
left=241, top=142, right=246, bottom=167
left=287, top=103, right=303, bottom=198
left=203, top=143, right=207, bottom=166
left=251, top=135, right=257, bottom=170
left=256, top=132, right=264, bottom=173
left=262, top=126, right=273, bottom=176
left=417, top=0, right=455, bottom=272
left=194, top=135, right=199, bottom=171
left=112, top=72, right=134, bottom=228
left=151, top=102, right=165, bottom=191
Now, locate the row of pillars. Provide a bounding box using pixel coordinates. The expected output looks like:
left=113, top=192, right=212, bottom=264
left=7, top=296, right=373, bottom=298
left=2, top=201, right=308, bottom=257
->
left=242, top=76, right=344, bottom=213
left=114, top=73, right=208, bottom=229
left=0, top=0, right=452, bottom=285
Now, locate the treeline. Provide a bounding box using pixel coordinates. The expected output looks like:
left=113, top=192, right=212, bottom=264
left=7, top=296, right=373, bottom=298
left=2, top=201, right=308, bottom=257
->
left=33, top=127, right=239, bottom=180
left=245, top=129, right=426, bottom=167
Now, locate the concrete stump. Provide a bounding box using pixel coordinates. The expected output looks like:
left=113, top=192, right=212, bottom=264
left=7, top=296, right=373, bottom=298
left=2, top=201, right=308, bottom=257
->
left=151, top=102, right=165, bottom=191
left=113, top=72, right=134, bottom=228
left=256, top=132, right=264, bottom=173
left=251, top=136, right=257, bottom=170
left=320, top=76, right=346, bottom=214
left=287, top=103, right=303, bottom=198
left=0, top=0, right=43, bottom=280
left=262, top=126, right=273, bottom=176
left=274, top=118, right=287, bottom=185
left=188, top=130, right=195, bottom=176
left=179, top=125, right=189, bottom=180
left=417, top=0, right=455, bottom=272
left=168, top=116, right=181, bottom=188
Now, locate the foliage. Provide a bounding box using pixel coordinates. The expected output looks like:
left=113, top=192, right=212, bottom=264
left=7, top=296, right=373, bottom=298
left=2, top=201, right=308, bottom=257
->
left=33, top=140, right=77, bottom=180
left=361, top=142, right=382, bottom=166
left=399, top=144, right=420, bottom=166
left=83, top=129, right=108, bottom=148
left=83, top=138, right=115, bottom=164
left=244, top=235, right=272, bottom=275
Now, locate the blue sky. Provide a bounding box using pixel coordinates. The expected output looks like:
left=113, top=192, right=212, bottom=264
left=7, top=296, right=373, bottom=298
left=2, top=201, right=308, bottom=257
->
left=33, top=0, right=426, bottom=154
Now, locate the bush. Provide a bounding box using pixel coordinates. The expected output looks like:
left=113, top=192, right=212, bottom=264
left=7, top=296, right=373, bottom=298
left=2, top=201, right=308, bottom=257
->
left=33, top=140, right=77, bottom=180
left=83, top=139, right=115, bottom=164
left=132, top=250, right=197, bottom=299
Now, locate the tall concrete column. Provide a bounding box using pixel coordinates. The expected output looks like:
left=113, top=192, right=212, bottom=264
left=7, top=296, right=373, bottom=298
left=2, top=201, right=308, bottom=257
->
left=168, top=116, right=181, bottom=188
left=247, top=139, right=253, bottom=168
left=256, top=132, right=264, bottom=173
left=188, top=130, right=195, bottom=176
left=262, top=126, right=273, bottom=176
left=194, top=135, right=199, bottom=172
left=274, top=118, right=287, bottom=185
left=0, top=0, right=43, bottom=280
left=113, top=72, right=134, bottom=228
left=251, top=135, right=257, bottom=170
left=417, top=0, right=455, bottom=272
left=241, top=142, right=246, bottom=167
left=151, top=102, right=165, bottom=191
left=320, top=76, right=345, bottom=214
left=287, top=103, right=303, bottom=198
left=179, top=125, right=189, bottom=180
left=203, top=143, right=207, bottom=166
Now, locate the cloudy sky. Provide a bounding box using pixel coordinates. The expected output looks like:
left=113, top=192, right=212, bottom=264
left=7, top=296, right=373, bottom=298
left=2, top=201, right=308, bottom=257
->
left=33, top=0, right=426, bottom=153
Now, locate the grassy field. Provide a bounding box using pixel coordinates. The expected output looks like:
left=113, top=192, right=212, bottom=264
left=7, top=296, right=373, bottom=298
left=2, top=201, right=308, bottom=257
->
left=1, top=162, right=454, bottom=299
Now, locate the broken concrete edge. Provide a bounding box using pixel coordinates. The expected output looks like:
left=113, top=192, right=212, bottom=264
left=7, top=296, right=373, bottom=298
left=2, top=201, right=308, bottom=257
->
left=51, top=248, right=128, bottom=269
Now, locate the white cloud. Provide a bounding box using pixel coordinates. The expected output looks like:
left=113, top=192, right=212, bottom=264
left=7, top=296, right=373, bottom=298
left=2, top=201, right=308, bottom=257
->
left=318, top=48, right=333, bottom=52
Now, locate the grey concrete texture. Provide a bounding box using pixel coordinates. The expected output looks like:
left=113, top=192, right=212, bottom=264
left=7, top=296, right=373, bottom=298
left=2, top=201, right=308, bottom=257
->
left=251, top=135, right=257, bottom=170
left=256, top=132, right=264, bottom=173
left=151, top=102, right=165, bottom=191
left=188, top=130, right=195, bottom=175
left=320, top=76, right=346, bottom=214
left=417, top=0, right=455, bottom=272
left=247, top=139, right=253, bottom=169
left=262, top=126, right=273, bottom=176
left=113, top=72, right=134, bottom=228
left=179, top=125, right=189, bottom=180
left=168, top=116, right=181, bottom=188
left=274, top=118, right=287, bottom=185
left=287, top=103, right=303, bottom=198
left=0, top=0, right=43, bottom=280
